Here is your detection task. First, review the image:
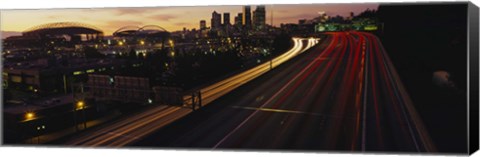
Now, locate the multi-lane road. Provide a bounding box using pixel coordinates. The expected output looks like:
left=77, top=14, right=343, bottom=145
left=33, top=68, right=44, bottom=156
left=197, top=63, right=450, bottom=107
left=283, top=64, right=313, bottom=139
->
left=135, top=32, right=436, bottom=152
left=185, top=37, right=319, bottom=106
left=65, top=37, right=318, bottom=147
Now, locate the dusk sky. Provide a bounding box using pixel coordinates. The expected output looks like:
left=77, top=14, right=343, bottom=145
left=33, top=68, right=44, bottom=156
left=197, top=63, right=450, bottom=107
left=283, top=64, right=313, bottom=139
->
left=1, top=3, right=378, bottom=37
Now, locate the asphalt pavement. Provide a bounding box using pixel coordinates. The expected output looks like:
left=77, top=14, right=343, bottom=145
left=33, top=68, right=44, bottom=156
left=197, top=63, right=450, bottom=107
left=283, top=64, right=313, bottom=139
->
left=134, top=32, right=436, bottom=153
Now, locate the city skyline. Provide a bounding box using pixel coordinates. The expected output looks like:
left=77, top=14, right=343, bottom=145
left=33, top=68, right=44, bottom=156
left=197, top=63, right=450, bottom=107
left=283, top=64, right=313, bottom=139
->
left=0, top=3, right=378, bottom=37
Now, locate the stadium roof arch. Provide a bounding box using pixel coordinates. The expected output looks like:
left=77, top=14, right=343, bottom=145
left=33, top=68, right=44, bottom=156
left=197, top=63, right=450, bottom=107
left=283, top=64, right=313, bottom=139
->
left=113, top=26, right=141, bottom=37
left=22, top=22, right=104, bottom=37
left=113, top=25, right=170, bottom=38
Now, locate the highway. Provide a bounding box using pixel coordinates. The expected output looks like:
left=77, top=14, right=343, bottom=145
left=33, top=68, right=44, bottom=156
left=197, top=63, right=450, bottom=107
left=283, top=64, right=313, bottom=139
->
left=135, top=32, right=436, bottom=152
left=184, top=37, right=319, bottom=106
left=66, top=105, right=191, bottom=147
left=65, top=37, right=318, bottom=147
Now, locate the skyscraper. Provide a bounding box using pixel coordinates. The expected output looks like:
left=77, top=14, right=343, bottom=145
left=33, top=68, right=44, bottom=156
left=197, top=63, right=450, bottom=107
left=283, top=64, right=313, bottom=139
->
left=200, top=20, right=206, bottom=30
left=242, top=6, right=252, bottom=28
left=223, top=12, right=231, bottom=26
left=253, top=5, right=266, bottom=31
left=211, top=11, right=222, bottom=30
left=234, top=13, right=243, bottom=27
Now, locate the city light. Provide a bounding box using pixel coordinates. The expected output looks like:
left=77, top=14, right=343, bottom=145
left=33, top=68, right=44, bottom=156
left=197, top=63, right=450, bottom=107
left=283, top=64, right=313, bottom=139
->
left=118, top=41, right=124, bottom=46
left=148, top=98, right=153, bottom=104
left=140, top=40, right=145, bottom=45
left=37, top=125, right=46, bottom=130
left=76, top=101, right=85, bottom=110
left=86, top=69, right=95, bottom=73
left=364, top=25, right=378, bottom=31
left=25, top=112, right=35, bottom=120
left=73, top=71, right=84, bottom=75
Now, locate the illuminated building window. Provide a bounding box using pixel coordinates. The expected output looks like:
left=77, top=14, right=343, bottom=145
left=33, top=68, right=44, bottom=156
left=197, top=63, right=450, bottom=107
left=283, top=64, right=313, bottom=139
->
left=73, top=71, right=84, bottom=75
left=364, top=25, right=378, bottom=31
left=11, top=76, right=22, bottom=83
left=86, top=69, right=95, bottom=73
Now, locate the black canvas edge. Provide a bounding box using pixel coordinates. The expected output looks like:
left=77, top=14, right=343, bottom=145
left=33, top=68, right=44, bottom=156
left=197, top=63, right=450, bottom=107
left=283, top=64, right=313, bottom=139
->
left=468, top=1, right=479, bottom=155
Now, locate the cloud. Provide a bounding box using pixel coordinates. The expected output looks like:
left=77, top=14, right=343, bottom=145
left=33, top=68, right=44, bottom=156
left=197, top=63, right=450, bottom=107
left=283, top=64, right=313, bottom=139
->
left=277, top=9, right=290, bottom=13
left=115, top=8, right=150, bottom=16
left=46, top=15, right=59, bottom=19
left=78, top=8, right=165, bottom=16
left=275, top=13, right=317, bottom=22
left=148, top=14, right=177, bottom=21
left=113, top=8, right=166, bottom=16
left=175, top=22, right=190, bottom=26
left=102, top=20, right=144, bottom=31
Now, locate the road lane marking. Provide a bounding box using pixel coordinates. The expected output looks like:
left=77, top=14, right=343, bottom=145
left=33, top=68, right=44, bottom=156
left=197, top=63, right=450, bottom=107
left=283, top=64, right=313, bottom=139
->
left=361, top=37, right=369, bottom=151
left=212, top=35, right=337, bottom=149
left=68, top=105, right=170, bottom=145
left=230, top=106, right=356, bottom=119
left=198, top=38, right=314, bottom=106
left=68, top=38, right=319, bottom=147
left=88, top=107, right=181, bottom=147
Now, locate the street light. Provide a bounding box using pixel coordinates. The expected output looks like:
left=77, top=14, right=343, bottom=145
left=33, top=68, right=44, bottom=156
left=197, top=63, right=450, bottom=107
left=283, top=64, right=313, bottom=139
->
left=148, top=98, right=153, bottom=104
left=35, top=124, right=46, bottom=144
left=78, top=101, right=87, bottom=129
left=23, top=111, right=37, bottom=144
left=75, top=100, right=87, bottom=130
left=76, top=101, right=84, bottom=110
left=25, top=112, right=35, bottom=121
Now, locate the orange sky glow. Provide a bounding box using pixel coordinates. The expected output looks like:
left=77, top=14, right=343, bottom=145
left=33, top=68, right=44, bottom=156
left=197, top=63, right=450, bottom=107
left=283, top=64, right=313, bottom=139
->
left=1, top=4, right=378, bottom=36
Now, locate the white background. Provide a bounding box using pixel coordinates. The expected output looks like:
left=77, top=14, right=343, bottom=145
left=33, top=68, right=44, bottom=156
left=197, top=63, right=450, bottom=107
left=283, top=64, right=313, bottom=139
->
left=1, top=0, right=479, bottom=157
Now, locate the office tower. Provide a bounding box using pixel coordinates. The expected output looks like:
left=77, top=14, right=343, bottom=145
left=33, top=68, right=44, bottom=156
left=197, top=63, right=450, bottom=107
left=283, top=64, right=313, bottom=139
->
left=234, top=13, right=243, bottom=27
left=253, top=5, right=266, bottom=30
left=242, top=6, right=252, bottom=28
left=211, top=11, right=222, bottom=30
left=223, top=12, right=231, bottom=26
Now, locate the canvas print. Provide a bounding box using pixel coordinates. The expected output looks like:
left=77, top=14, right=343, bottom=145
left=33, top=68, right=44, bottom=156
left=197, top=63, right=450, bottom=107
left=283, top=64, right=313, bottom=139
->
left=1, top=2, right=478, bottom=155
